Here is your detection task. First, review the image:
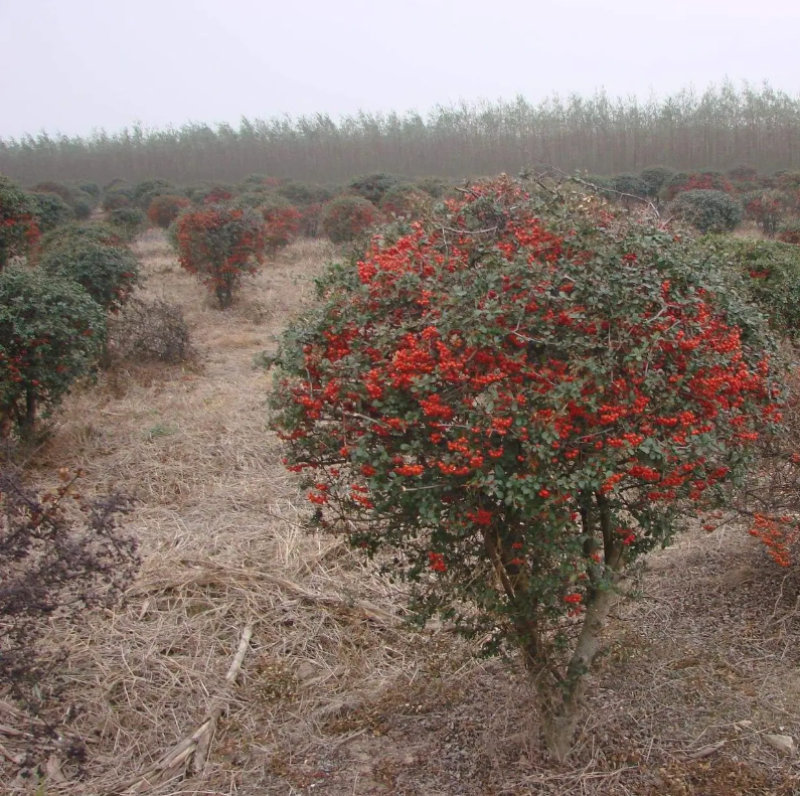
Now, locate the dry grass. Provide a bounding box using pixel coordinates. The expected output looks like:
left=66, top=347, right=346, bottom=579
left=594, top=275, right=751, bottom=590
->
left=2, top=231, right=800, bottom=795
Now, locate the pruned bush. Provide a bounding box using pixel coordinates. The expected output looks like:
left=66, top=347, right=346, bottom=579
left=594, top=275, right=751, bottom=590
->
left=131, top=178, right=178, bottom=210
left=415, top=176, right=450, bottom=198
left=185, top=182, right=237, bottom=205
left=276, top=181, right=337, bottom=206
left=72, top=197, right=92, bottom=220
left=30, top=181, right=76, bottom=207
left=639, top=166, right=675, bottom=198
left=0, top=267, right=106, bottom=437
left=348, top=172, right=399, bottom=205
left=101, top=186, right=134, bottom=212
left=667, top=189, right=742, bottom=234
left=268, top=176, right=780, bottom=758
left=379, top=184, right=428, bottom=218
left=76, top=181, right=100, bottom=201
left=610, top=173, right=648, bottom=200
left=258, top=195, right=302, bottom=253
left=108, top=207, right=148, bottom=240
left=321, top=195, right=381, bottom=243
left=0, top=469, right=137, bottom=761
left=38, top=222, right=125, bottom=256
left=0, top=175, right=40, bottom=269
left=108, top=296, right=195, bottom=363
left=28, top=191, right=75, bottom=232
left=147, top=194, right=191, bottom=229
left=777, top=219, right=800, bottom=245
left=663, top=171, right=734, bottom=202
left=171, top=205, right=266, bottom=308
left=39, top=241, right=140, bottom=312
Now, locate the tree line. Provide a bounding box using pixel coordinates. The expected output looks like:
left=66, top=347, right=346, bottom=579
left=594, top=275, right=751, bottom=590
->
left=2, top=82, right=800, bottom=185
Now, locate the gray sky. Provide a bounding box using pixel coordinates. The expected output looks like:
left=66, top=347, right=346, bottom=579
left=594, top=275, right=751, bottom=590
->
left=1, top=0, right=799, bottom=140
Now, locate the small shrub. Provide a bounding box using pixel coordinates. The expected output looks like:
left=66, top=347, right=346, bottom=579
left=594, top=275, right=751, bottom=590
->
left=259, top=195, right=302, bottom=253
left=108, top=207, right=148, bottom=240
left=39, top=241, right=140, bottom=312
left=610, top=173, right=648, bottom=200
left=728, top=164, right=759, bottom=182
left=379, top=184, right=428, bottom=218
left=0, top=175, right=40, bottom=268
left=147, top=194, right=191, bottom=229
left=132, top=178, right=177, bottom=210
left=38, top=222, right=124, bottom=255
left=30, top=181, right=76, bottom=207
left=639, top=166, right=675, bottom=198
left=777, top=219, right=800, bottom=245
left=72, top=197, right=92, bottom=220
left=276, top=181, right=337, bottom=206
left=185, top=182, right=237, bottom=205
left=299, top=202, right=324, bottom=238
left=76, top=181, right=100, bottom=200
left=101, top=186, right=134, bottom=212
left=108, top=297, right=195, bottom=363
left=321, top=195, right=381, bottom=243
left=667, top=189, right=742, bottom=234
left=172, top=205, right=266, bottom=308
left=0, top=469, right=137, bottom=761
left=348, top=172, right=399, bottom=205
left=0, top=267, right=106, bottom=436
left=663, top=171, right=734, bottom=202
left=28, top=191, right=75, bottom=232
left=415, top=176, right=450, bottom=198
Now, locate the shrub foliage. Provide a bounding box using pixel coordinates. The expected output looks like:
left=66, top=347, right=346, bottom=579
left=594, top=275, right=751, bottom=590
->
left=321, top=195, right=380, bottom=243
left=0, top=175, right=40, bottom=268
left=667, top=189, right=742, bottom=233
left=0, top=267, right=106, bottom=436
left=269, top=178, right=781, bottom=757
left=172, top=205, right=266, bottom=307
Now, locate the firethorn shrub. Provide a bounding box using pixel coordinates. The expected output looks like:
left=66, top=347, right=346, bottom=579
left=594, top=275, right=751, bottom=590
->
left=777, top=219, right=800, bottom=245
left=321, top=195, right=381, bottom=244
left=38, top=221, right=125, bottom=255
left=39, top=241, right=140, bottom=312
left=667, top=189, right=742, bottom=234
left=0, top=175, right=40, bottom=269
left=258, top=195, right=302, bottom=253
left=268, top=177, right=782, bottom=758
left=0, top=267, right=106, bottom=436
left=108, top=207, right=148, bottom=240
left=379, top=184, right=429, bottom=219
left=101, top=186, right=134, bottom=211
left=743, top=190, right=783, bottom=237
left=28, top=191, right=75, bottom=232
left=348, top=172, right=399, bottom=205
left=147, top=194, right=191, bottom=229
left=171, top=205, right=266, bottom=308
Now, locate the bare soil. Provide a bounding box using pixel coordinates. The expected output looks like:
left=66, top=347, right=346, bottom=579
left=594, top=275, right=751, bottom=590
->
left=3, top=231, right=799, bottom=795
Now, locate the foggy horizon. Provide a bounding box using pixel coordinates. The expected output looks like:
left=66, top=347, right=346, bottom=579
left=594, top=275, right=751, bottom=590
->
left=2, top=0, right=800, bottom=141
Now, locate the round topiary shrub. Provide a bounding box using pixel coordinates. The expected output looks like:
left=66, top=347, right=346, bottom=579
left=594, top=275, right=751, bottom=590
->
left=0, top=266, right=106, bottom=436
left=102, top=186, right=135, bottom=212
left=171, top=205, right=266, bottom=308
left=38, top=222, right=125, bottom=256
left=0, top=175, right=40, bottom=268
left=108, top=207, right=148, bottom=240
left=72, top=198, right=92, bottom=220
left=663, top=171, right=734, bottom=202
left=276, top=181, right=337, bottom=207
left=268, top=176, right=780, bottom=758
left=76, top=181, right=100, bottom=201
left=667, top=189, right=742, bottom=234
left=321, top=195, right=381, bottom=243
left=348, top=173, right=399, bottom=205
left=639, top=166, right=675, bottom=199
left=30, top=181, right=76, bottom=207
left=258, top=195, right=302, bottom=253
left=132, top=179, right=178, bottom=210
left=610, top=173, right=648, bottom=200
left=379, top=184, right=428, bottom=219
left=28, top=191, right=75, bottom=232
left=185, top=182, right=237, bottom=205
left=147, top=194, right=191, bottom=229
left=415, top=176, right=450, bottom=198
left=39, top=241, right=140, bottom=312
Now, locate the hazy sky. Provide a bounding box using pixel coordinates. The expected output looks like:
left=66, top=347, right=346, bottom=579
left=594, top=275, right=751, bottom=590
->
left=1, top=0, right=799, bottom=140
